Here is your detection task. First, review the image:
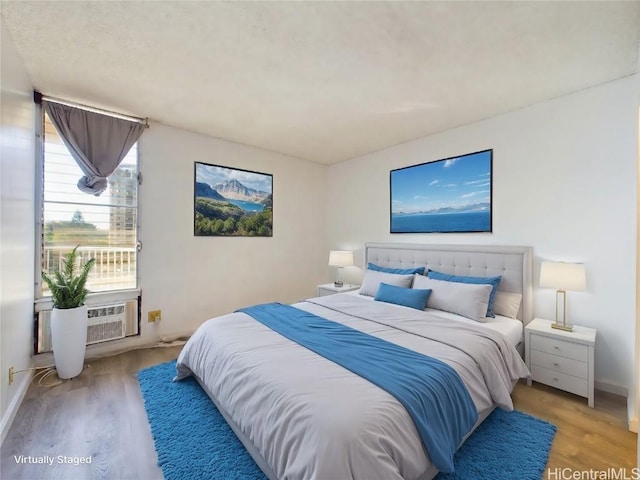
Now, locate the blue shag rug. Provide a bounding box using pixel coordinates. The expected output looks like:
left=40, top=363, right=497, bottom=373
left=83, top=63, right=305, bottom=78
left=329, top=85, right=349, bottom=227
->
left=138, top=361, right=556, bottom=480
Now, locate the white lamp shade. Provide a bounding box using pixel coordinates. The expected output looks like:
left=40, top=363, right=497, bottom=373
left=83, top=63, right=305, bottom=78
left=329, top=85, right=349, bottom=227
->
left=539, top=261, right=586, bottom=291
left=328, top=250, right=354, bottom=267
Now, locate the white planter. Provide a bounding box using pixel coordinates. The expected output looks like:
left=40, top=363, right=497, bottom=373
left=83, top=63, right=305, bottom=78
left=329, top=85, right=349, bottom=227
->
left=50, top=304, right=88, bottom=379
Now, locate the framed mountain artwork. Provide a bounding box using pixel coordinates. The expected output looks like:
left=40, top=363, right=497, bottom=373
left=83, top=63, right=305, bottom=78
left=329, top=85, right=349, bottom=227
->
left=194, top=162, right=273, bottom=237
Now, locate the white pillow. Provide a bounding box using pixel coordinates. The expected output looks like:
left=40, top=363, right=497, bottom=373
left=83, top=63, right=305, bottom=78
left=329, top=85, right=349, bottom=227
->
left=412, top=274, right=492, bottom=322
left=493, top=291, right=523, bottom=319
left=359, top=270, right=414, bottom=297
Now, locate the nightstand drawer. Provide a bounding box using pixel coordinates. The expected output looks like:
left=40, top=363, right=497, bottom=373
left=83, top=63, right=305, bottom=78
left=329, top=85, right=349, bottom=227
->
left=530, top=366, right=588, bottom=397
left=530, top=350, right=588, bottom=379
left=525, top=318, right=596, bottom=407
left=530, top=334, right=588, bottom=361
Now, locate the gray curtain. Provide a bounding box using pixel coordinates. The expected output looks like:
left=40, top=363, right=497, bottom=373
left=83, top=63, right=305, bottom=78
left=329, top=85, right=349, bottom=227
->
left=44, top=101, right=145, bottom=195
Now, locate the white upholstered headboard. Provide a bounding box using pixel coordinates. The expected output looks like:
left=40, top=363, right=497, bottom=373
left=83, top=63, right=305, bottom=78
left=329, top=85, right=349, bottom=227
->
left=364, top=243, right=533, bottom=324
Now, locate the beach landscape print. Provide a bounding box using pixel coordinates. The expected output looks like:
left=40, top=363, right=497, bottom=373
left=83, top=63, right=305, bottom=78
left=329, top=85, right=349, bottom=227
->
left=390, top=150, right=492, bottom=233
left=194, top=162, right=273, bottom=236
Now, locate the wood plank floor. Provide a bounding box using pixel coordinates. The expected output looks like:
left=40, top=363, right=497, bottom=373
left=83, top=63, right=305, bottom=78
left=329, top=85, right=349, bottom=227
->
left=512, top=381, right=637, bottom=478
left=1, top=345, right=636, bottom=480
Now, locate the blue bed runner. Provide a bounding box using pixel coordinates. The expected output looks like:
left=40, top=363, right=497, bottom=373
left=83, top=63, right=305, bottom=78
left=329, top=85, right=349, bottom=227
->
left=237, top=303, right=478, bottom=473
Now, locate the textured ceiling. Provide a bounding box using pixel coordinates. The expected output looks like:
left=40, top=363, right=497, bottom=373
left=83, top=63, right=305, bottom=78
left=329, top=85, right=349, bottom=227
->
left=1, top=1, right=638, bottom=164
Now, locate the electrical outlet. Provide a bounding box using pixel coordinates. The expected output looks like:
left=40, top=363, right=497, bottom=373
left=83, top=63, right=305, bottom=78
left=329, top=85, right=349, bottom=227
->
left=148, top=310, right=161, bottom=323
left=9, top=366, right=14, bottom=385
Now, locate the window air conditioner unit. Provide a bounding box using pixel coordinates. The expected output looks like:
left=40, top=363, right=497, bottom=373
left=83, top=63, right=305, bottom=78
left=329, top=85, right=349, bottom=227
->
left=36, top=299, right=139, bottom=353
left=86, top=304, right=126, bottom=345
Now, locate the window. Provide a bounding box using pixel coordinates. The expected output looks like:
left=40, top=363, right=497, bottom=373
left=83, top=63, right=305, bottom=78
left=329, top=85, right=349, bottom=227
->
left=38, top=111, right=139, bottom=296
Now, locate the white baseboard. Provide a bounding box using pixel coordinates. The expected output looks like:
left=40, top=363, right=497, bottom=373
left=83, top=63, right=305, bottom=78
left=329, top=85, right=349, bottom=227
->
left=84, top=335, right=163, bottom=361
left=158, top=329, right=193, bottom=343
left=594, top=380, right=637, bottom=431
left=594, top=379, right=628, bottom=398
left=629, top=416, right=638, bottom=433
left=33, top=335, right=162, bottom=367
left=1, top=370, right=32, bottom=446
left=32, top=330, right=194, bottom=368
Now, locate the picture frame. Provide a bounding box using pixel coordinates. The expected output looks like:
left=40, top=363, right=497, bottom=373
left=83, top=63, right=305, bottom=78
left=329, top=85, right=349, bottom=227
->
left=194, top=162, right=273, bottom=237
left=390, top=149, right=492, bottom=233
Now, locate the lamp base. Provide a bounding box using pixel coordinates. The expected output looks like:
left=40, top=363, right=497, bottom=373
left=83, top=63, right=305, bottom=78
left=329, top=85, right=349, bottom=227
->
left=552, top=289, right=573, bottom=332
left=551, top=323, right=573, bottom=332
left=333, top=281, right=344, bottom=287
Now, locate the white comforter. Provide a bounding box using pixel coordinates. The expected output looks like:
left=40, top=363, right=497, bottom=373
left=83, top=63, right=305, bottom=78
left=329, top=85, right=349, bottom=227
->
left=176, top=294, right=529, bottom=480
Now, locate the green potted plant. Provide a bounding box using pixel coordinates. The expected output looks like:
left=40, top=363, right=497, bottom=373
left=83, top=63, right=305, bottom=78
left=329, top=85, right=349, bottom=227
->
left=41, top=245, right=95, bottom=379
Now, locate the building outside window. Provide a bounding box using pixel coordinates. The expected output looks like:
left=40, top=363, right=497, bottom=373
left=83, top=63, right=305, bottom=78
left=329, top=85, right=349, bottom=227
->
left=39, top=111, right=139, bottom=295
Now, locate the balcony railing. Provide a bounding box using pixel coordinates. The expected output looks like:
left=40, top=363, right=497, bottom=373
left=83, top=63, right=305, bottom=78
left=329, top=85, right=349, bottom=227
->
left=42, top=245, right=137, bottom=292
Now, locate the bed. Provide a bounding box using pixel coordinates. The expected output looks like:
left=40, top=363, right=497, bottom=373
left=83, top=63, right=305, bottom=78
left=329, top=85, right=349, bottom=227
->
left=176, top=243, right=533, bottom=480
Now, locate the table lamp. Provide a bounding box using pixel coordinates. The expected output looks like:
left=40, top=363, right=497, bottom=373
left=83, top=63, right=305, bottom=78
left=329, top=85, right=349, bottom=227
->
left=328, top=250, right=353, bottom=287
left=539, top=261, right=586, bottom=332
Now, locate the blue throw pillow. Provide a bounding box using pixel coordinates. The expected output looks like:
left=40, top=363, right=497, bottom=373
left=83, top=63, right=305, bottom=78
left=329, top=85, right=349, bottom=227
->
left=427, top=270, right=502, bottom=317
left=374, top=283, right=432, bottom=310
left=368, top=262, right=426, bottom=276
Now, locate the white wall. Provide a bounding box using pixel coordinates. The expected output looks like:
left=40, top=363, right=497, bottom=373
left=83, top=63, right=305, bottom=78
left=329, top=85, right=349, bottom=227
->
left=1, top=14, right=636, bottom=435
left=327, top=76, right=639, bottom=421
left=137, top=123, right=327, bottom=340
left=0, top=20, right=36, bottom=442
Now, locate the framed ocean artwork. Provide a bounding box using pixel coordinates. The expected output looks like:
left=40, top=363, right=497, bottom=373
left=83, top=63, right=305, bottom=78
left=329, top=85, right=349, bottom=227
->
left=390, top=149, right=492, bottom=233
left=194, top=162, right=273, bottom=237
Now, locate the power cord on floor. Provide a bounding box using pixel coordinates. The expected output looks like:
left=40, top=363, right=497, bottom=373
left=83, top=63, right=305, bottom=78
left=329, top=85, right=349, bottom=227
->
left=11, top=365, right=63, bottom=387
left=17, top=338, right=188, bottom=388
left=32, top=366, right=63, bottom=387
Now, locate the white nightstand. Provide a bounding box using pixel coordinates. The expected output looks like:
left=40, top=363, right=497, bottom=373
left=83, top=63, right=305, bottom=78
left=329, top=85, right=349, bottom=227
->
left=317, top=283, right=360, bottom=297
left=525, top=318, right=596, bottom=407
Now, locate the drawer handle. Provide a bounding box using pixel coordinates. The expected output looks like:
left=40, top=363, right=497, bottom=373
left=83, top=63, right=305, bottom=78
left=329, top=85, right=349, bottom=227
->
left=553, top=346, right=560, bottom=350
left=552, top=377, right=559, bottom=382
left=553, top=363, right=560, bottom=367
